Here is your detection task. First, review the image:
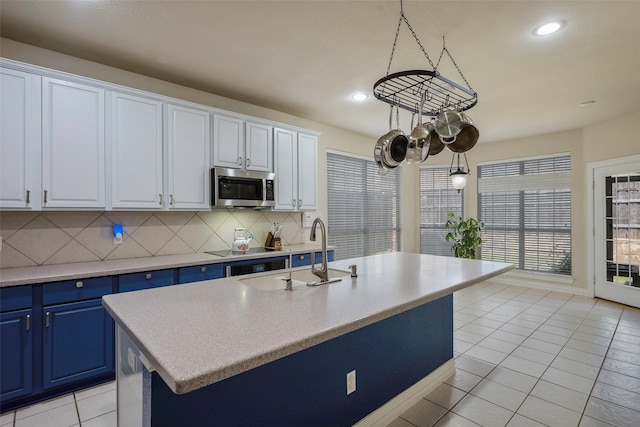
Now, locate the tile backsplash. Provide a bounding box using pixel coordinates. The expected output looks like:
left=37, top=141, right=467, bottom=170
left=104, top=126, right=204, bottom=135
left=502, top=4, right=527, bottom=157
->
left=0, top=210, right=305, bottom=269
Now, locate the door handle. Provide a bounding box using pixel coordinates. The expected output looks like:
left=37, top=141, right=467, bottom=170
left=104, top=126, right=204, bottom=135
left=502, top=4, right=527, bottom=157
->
left=246, top=158, right=251, bottom=167
left=26, top=314, right=30, bottom=331
left=238, top=157, right=243, bottom=166
left=45, top=312, right=50, bottom=328
left=159, top=194, right=163, bottom=205
left=26, top=189, right=30, bottom=204
left=146, top=273, right=152, bottom=280
left=76, top=281, right=83, bottom=288
left=43, top=190, right=48, bottom=203
left=170, top=194, right=175, bottom=206
left=200, top=266, right=207, bottom=273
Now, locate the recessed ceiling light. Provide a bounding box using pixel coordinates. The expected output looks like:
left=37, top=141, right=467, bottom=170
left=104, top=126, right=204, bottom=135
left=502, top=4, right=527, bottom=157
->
left=533, top=21, right=564, bottom=36
left=351, top=92, right=369, bottom=101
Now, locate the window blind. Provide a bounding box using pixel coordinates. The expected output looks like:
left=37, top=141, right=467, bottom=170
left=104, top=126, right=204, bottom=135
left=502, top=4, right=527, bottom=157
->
left=419, top=167, right=464, bottom=256
left=478, top=155, right=572, bottom=275
left=327, top=152, right=400, bottom=260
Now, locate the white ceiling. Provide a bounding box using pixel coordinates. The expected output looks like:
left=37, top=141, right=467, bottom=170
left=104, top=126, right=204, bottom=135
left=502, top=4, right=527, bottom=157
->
left=2, top=0, right=640, bottom=144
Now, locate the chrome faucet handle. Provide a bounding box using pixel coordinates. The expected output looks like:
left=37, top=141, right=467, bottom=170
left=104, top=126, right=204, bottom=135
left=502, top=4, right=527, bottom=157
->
left=348, top=264, right=358, bottom=278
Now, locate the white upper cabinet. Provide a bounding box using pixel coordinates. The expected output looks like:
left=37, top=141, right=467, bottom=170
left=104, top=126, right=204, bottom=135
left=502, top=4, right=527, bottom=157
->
left=245, top=122, right=273, bottom=172
left=166, top=104, right=210, bottom=209
left=297, top=133, right=318, bottom=211
left=213, top=115, right=272, bottom=172
left=0, top=68, right=41, bottom=209
left=110, top=92, right=164, bottom=209
left=273, top=128, right=317, bottom=211
left=212, top=115, right=244, bottom=169
left=42, top=77, right=105, bottom=209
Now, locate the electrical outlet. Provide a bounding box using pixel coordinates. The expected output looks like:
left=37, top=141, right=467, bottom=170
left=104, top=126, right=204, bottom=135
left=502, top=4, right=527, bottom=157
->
left=346, top=370, right=356, bottom=395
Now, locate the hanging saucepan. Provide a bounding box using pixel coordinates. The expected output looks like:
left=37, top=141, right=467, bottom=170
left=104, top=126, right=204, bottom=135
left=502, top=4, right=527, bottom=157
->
left=374, top=105, right=394, bottom=170
left=408, top=95, right=431, bottom=163
left=446, top=113, right=479, bottom=153
left=381, top=105, right=408, bottom=168
left=434, top=107, right=463, bottom=145
left=427, top=121, right=445, bottom=156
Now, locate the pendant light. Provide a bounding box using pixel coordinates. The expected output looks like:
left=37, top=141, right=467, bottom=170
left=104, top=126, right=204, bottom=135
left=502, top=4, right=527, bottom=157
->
left=449, top=153, right=470, bottom=192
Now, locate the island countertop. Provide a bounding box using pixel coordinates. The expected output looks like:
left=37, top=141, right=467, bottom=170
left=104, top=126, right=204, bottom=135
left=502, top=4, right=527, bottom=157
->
left=102, top=252, right=513, bottom=394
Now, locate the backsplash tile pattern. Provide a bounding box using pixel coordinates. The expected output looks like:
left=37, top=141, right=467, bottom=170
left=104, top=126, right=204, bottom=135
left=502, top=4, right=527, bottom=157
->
left=0, top=210, right=304, bottom=268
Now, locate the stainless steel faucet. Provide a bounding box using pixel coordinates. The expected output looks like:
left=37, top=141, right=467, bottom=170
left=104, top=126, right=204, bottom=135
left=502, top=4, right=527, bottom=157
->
left=309, top=218, right=329, bottom=282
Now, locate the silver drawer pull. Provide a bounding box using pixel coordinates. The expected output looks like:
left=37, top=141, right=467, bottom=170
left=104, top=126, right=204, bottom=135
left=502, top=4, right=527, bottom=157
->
left=26, top=314, right=31, bottom=331
left=146, top=273, right=152, bottom=280
left=26, top=189, right=30, bottom=204
left=45, top=312, right=50, bottom=328
left=200, top=267, right=206, bottom=273
left=170, top=194, right=175, bottom=206
left=43, top=189, right=48, bottom=203
left=76, top=281, right=83, bottom=288
left=159, top=194, right=163, bottom=205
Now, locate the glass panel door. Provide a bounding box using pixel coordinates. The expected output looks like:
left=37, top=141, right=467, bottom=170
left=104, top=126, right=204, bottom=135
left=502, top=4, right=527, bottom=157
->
left=594, top=163, right=640, bottom=307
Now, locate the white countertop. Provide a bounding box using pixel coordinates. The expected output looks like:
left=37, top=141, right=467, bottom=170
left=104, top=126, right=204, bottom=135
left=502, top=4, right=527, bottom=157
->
left=102, top=252, right=513, bottom=394
left=0, top=244, right=328, bottom=287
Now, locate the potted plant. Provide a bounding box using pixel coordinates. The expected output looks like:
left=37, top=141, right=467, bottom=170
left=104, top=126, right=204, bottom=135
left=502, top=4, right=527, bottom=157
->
left=445, top=212, right=485, bottom=259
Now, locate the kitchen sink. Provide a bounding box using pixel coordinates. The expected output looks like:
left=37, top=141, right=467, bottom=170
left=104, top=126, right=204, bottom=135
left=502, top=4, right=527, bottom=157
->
left=237, top=268, right=351, bottom=291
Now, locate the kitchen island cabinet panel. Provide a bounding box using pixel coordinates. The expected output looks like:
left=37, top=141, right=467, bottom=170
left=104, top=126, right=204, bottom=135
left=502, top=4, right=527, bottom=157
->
left=147, top=295, right=452, bottom=427
left=291, top=250, right=334, bottom=267
left=42, top=299, right=114, bottom=390
left=41, top=77, right=105, bottom=209
left=0, top=309, right=33, bottom=402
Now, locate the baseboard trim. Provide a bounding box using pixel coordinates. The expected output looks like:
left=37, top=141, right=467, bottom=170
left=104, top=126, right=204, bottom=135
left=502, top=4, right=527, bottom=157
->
left=486, top=273, right=590, bottom=297
left=354, top=358, right=456, bottom=427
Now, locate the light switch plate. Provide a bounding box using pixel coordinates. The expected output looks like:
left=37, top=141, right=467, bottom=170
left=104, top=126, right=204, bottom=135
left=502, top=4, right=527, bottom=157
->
left=304, top=212, right=323, bottom=228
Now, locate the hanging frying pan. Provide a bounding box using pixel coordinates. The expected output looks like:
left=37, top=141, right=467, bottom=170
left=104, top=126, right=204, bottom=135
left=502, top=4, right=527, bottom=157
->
left=446, top=113, right=479, bottom=153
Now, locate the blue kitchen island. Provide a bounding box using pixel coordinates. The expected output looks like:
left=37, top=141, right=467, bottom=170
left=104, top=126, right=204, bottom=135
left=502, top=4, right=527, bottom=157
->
left=102, top=252, right=512, bottom=426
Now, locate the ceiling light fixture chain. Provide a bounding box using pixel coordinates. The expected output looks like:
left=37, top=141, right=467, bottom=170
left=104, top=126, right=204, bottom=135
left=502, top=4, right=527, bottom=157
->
left=373, top=0, right=478, bottom=116
left=385, top=0, right=437, bottom=77
left=438, top=36, right=475, bottom=94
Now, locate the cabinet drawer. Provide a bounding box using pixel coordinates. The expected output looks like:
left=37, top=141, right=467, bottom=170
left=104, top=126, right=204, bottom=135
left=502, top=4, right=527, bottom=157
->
left=43, top=277, right=112, bottom=305
left=0, top=286, right=32, bottom=312
left=178, top=264, right=224, bottom=284
left=118, top=269, right=174, bottom=293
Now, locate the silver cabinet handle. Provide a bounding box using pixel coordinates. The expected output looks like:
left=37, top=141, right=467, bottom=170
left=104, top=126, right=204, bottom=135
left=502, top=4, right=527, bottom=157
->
left=246, top=158, right=251, bottom=167
left=200, top=266, right=206, bottom=273
left=26, top=314, right=30, bottom=331
left=170, top=194, right=175, bottom=206
left=146, top=273, right=152, bottom=280
left=45, top=312, right=50, bottom=328
left=26, top=190, right=30, bottom=204
left=292, top=199, right=296, bottom=207
left=43, top=189, right=48, bottom=203
left=76, top=281, right=83, bottom=288
left=238, top=157, right=243, bottom=166
left=159, top=194, right=163, bottom=205
left=298, top=199, right=302, bottom=207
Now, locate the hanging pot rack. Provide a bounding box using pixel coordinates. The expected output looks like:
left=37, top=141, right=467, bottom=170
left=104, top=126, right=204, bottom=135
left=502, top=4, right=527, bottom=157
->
left=372, top=1, right=478, bottom=116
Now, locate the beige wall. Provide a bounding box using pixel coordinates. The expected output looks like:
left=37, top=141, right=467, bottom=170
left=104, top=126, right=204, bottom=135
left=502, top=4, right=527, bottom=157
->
left=2, top=38, right=639, bottom=290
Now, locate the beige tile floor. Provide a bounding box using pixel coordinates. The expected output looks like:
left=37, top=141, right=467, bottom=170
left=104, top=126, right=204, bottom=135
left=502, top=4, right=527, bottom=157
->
left=2, top=282, right=639, bottom=426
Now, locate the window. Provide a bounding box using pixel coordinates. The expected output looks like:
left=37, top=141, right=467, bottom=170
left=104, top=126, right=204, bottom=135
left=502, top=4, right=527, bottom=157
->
left=419, top=167, right=464, bottom=256
left=327, top=152, right=400, bottom=260
left=478, top=155, right=571, bottom=275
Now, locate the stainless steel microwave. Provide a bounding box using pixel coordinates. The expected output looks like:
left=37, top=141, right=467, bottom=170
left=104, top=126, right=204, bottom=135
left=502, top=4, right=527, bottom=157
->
left=211, top=168, right=275, bottom=208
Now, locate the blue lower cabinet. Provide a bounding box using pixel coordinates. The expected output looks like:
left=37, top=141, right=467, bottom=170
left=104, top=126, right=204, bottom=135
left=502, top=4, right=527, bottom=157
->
left=118, top=269, right=175, bottom=293
left=0, top=309, right=33, bottom=402
left=178, top=264, right=224, bottom=284
left=42, top=299, right=114, bottom=390
left=291, top=250, right=335, bottom=267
